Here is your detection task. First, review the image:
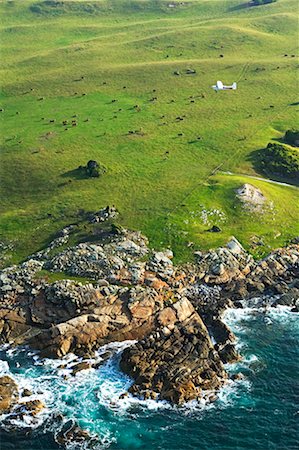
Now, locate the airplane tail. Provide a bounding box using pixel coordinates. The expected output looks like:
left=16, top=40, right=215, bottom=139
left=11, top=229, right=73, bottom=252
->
left=232, top=82, right=237, bottom=90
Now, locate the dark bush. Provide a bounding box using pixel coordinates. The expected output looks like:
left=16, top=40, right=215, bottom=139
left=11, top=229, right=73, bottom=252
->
left=85, top=160, right=106, bottom=178
left=284, top=130, right=299, bottom=147
left=257, top=143, right=299, bottom=181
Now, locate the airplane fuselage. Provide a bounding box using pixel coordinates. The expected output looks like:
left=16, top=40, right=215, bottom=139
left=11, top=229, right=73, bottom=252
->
left=212, top=80, right=237, bottom=92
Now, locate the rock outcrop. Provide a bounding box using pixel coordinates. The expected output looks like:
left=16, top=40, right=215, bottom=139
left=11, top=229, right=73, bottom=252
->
left=45, top=229, right=149, bottom=284
left=120, top=298, right=227, bottom=404
left=29, top=285, right=166, bottom=358
left=0, top=376, right=44, bottom=419
left=194, top=237, right=255, bottom=285
left=0, top=376, right=19, bottom=413
left=0, top=216, right=298, bottom=405
left=236, top=183, right=266, bottom=212
left=194, top=238, right=299, bottom=303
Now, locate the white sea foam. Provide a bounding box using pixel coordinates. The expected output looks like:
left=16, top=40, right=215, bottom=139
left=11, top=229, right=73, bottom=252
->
left=1, top=304, right=296, bottom=443
left=223, top=305, right=298, bottom=333
left=0, top=359, right=10, bottom=375
left=5, top=340, right=249, bottom=420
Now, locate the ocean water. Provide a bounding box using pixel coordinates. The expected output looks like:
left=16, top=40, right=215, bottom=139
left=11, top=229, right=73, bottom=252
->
left=0, top=306, right=298, bottom=450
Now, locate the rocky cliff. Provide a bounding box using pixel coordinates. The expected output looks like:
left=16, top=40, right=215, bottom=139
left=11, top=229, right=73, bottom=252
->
left=0, top=214, right=298, bottom=404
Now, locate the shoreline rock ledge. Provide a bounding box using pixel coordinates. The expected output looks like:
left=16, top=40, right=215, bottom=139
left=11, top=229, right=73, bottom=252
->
left=0, top=218, right=298, bottom=405
left=120, top=297, right=227, bottom=404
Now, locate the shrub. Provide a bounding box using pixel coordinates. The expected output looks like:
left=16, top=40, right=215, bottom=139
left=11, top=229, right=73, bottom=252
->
left=284, top=130, right=299, bottom=147
left=85, top=160, right=106, bottom=178
left=257, top=143, right=299, bottom=181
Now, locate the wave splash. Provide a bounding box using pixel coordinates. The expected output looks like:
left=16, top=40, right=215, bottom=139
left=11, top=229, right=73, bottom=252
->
left=0, top=305, right=297, bottom=448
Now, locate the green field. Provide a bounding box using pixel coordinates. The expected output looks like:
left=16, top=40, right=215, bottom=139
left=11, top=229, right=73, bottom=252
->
left=0, top=0, right=298, bottom=266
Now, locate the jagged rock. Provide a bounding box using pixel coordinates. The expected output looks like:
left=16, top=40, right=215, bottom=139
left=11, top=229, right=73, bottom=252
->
left=71, top=361, right=92, bottom=375
left=217, top=343, right=241, bottom=364
left=173, top=297, right=194, bottom=322
left=21, top=388, right=33, bottom=397
left=146, top=250, right=174, bottom=281
left=120, top=300, right=227, bottom=405
left=55, top=419, right=98, bottom=448
left=0, top=259, right=44, bottom=299
left=157, top=307, right=177, bottom=328
left=208, top=318, right=236, bottom=345
left=273, top=288, right=299, bottom=306
left=28, top=286, right=166, bottom=357
left=13, top=399, right=45, bottom=417
left=194, top=237, right=255, bottom=285
left=45, top=229, right=149, bottom=284
left=186, top=68, right=196, bottom=74
left=0, top=223, right=298, bottom=406
left=0, top=376, right=19, bottom=413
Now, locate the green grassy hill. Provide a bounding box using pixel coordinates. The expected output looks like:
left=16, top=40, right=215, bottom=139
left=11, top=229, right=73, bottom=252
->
left=0, top=0, right=298, bottom=265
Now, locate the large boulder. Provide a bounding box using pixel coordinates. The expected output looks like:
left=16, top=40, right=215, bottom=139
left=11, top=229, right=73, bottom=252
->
left=236, top=183, right=266, bottom=212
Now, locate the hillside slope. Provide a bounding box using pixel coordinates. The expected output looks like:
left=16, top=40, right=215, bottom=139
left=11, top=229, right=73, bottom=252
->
left=0, top=0, right=298, bottom=265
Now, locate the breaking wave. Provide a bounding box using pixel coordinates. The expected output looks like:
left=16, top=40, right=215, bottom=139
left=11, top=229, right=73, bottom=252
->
left=0, top=304, right=298, bottom=449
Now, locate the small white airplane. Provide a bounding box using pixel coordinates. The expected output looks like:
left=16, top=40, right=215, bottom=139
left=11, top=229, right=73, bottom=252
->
left=212, top=80, right=237, bottom=92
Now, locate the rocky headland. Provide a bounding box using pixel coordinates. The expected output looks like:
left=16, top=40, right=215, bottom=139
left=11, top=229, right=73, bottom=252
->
left=0, top=208, right=298, bottom=413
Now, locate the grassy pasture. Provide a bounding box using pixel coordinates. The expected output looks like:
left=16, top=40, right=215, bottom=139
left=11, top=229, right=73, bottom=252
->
left=0, top=0, right=298, bottom=265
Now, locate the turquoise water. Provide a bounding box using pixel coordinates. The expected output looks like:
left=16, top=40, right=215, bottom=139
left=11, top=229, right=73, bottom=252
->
left=0, top=306, right=298, bottom=450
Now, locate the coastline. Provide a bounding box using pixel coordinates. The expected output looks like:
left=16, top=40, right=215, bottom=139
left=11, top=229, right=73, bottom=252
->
left=0, top=212, right=298, bottom=448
